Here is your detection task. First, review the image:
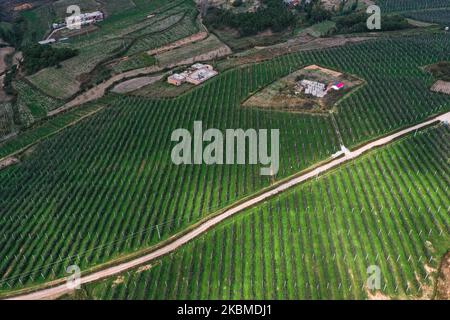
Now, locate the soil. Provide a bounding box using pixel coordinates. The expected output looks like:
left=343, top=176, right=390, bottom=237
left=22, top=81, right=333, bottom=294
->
left=242, top=65, right=363, bottom=114
left=366, top=289, right=390, bottom=300
left=436, top=251, right=450, bottom=300
left=431, top=80, right=450, bottom=95
left=0, top=157, right=19, bottom=171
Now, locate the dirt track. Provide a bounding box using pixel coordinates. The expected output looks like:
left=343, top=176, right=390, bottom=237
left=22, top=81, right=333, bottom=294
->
left=7, top=111, right=449, bottom=300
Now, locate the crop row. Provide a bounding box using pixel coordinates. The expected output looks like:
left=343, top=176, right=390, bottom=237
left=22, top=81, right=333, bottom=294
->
left=376, top=0, right=450, bottom=13
left=83, top=125, right=450, bottom=300
left=0, top=33, right=449, bottom=292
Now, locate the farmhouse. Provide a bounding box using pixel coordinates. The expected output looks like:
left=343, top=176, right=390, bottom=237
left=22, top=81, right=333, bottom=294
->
left=168, top=64, right=218, bottom=86
left=297, top=80, right=327, bottom=98
left=167, top=73, right=186, bottom=86
left=63, top=11, right=104, bottom=29
left=295, top=79, right=346, bottom=98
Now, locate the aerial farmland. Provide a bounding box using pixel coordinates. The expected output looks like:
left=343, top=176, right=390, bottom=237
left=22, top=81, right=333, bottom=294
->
left=0, top=0, right=448, bottom=307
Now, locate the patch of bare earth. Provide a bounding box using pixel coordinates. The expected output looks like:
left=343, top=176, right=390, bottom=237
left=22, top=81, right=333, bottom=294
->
left=136, top=264, right=154, bottom=273
left=242, top=64, right=363, bottom=114
left=0, top=157, right=19, bottom=171
left=112, top=276, right=124, bottom=287
left=366, top=289, right=390, bottom=300
left=431, top=80, right=450, bottom=95
left=112, top=75, right=165, bottom=94
left=436, top=252, right=450, bottom=300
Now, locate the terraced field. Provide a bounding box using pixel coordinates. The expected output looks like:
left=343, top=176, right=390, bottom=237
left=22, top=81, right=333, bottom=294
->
left=0, top=33, right=449, bottom=295
left=126, top=9, right=200, bottom=56
left=25, top=0, right=200, bottom=100
left=75, top=124, right=450, bottom=300
left=27, top=38, right=133, bottom=99
left=14, top=81, right=62, bottom=118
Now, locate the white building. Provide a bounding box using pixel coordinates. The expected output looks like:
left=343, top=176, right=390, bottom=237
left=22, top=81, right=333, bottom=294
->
left=65, top=11, right=104, bottom=28
left=168, top=64, right=218, bottom=86
left=300, top=80, right=327, bottom=98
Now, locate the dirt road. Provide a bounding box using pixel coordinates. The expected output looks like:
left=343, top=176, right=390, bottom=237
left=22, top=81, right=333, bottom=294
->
left=6, top=111, right=449, bottom=300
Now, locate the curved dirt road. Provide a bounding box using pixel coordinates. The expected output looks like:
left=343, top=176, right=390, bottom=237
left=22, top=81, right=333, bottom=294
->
left=7, top=112, right=450, bottom=300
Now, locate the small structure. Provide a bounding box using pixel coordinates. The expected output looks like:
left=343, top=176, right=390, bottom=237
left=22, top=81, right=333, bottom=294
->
left=52, top=22, right=66, bottom=29
left=298, top=80, right=327, bottom=98
left=38, top=39, right=56, bottom=45
left=65, top=11, right=104, bottom=28
left=167, top=73, right=186, bottom=86
left=168, top=64, right=218, bottom=86
left=331, top=82, right=345, bottom=91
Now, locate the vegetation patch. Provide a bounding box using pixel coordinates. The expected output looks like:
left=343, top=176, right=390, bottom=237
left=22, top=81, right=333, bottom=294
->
left=242, top=65, right=363, bottom=114
left=425, top=61, right=450, bottom=81
left=22, top=44, right=78, bottom=75
left=204, top=0, right=296, bottom=37
left=333, top=12, right=409, bottom=34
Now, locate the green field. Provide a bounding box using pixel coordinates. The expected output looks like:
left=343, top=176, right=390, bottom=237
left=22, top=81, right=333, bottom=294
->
left=14, top=80, right=62, bottom=117
left=376, top=0, right=450, bottom=13
left=405, top=9, right=450, bottom=25
left=0, top=32, right=449, bottom=295
left=72, top=124, right=450, bottom=300
left=0, top=103, right=103, bottom=160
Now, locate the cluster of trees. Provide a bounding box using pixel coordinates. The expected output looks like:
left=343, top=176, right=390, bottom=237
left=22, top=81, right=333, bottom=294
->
left=205, top=0, right=296, bottom=36
left=0, top=18, right=26, bottom=48
left=22, top=44, right=78, bottom=75
left=426, top=61, right=450, bottom=81
left=302, top=0, right=332, bottom=23
left=334, top=12, right=409, bottom=34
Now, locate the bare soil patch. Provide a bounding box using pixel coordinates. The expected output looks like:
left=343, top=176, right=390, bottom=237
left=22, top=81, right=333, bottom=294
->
left=0, top=156, right=19, bottom=171
left=431, top=80, right=450, bottom=95
left=112, top=75, right=165, bottom=94
left=366, top=289, right=390, bottom=300
left=156, top=34, right=232, bottom=67
left=436, top=251, right=450, bottom=300
left=242, top=65, right=363, bottom=114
